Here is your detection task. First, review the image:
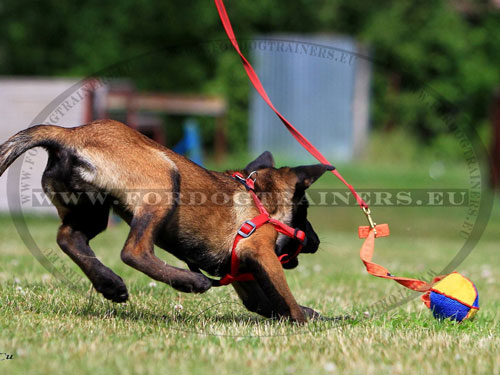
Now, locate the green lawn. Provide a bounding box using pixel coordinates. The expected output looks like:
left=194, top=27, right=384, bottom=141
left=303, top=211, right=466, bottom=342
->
left=0, top=160, right=499, bottom=375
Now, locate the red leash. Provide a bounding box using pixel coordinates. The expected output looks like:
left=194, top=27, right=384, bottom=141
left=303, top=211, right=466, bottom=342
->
left=214, top=0, right=435, bottom=293
left=213, top=0, right=367, bottom=210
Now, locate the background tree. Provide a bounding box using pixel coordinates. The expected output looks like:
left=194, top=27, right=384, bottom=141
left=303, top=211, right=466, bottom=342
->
left=1, top=0, right=499, bottom=153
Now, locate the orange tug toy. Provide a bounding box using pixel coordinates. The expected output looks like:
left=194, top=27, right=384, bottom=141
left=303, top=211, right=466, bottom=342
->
left=359, top=221, right=479, bottom=322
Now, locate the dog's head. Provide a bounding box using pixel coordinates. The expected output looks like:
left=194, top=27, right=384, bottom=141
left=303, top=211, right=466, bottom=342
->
left=243, top=151, right=332, bottom=269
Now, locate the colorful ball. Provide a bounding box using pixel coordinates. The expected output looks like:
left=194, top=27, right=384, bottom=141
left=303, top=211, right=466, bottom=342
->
left=422, top=272, right=479, bottom=322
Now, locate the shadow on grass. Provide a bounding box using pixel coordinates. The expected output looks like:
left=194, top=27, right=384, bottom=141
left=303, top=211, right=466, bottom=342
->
left=4, top=282, right=362, bottom=337
left=6, top=281, right=490, bottom=338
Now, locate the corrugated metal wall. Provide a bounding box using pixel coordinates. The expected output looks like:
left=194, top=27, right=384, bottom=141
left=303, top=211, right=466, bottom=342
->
left=0, top=78, right=97, bottom=213
left=249, top=35, right=371, bottom=163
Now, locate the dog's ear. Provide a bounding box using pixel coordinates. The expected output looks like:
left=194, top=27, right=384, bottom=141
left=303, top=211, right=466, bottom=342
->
left=245, top=151, right=275, bottom=172
left=292, top=164, right=334, bottom=190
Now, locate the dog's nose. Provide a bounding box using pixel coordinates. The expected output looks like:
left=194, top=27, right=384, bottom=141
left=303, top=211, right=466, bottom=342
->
left=305, top=233, right=320, bottom=253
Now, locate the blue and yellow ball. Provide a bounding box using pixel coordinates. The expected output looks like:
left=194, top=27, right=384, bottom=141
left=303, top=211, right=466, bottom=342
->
left=423, top=272, right=479, bottom=322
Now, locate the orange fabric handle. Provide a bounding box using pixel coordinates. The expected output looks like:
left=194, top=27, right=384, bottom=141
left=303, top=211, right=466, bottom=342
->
left=359, top=227, right=432, bottom=292
left=358, top=224, right=390, bottom=239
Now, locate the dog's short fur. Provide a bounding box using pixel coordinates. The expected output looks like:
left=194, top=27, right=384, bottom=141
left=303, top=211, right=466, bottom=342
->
left=0, top=120, right=332, bottom=322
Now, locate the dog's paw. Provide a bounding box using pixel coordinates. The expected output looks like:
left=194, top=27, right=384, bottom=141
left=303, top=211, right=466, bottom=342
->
left=187, top=272, right=213, bottom=293
left=94, top=273, right=129, bottom=303
left=300, top=305, right=322, bottom=320
left=172, top=272, right=212, bottom=294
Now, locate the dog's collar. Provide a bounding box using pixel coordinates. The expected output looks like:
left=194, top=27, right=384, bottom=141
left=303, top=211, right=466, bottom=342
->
left=212, top=172, right=306, bottom=287
left=232, top=170, right=257, bottom=191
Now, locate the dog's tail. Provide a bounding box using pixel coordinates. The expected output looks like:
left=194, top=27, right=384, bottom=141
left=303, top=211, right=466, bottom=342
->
left=0, top=125, right=69, bottom=177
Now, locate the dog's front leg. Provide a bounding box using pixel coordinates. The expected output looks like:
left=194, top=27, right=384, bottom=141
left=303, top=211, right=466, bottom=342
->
left=120, top=208, right=212, bottom=293
left=239, top=239, right=307, bottom=323
left=232, top=281, right=322, bottom=320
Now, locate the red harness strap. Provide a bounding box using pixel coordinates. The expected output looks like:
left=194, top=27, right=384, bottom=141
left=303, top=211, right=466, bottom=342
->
left=216, top=172, right=306, bottom=286
left=213, top=0, right=436, bottom=295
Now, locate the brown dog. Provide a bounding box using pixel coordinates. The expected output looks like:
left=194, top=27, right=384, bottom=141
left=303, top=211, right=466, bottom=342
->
left=0, top=120, right=332, bottom=322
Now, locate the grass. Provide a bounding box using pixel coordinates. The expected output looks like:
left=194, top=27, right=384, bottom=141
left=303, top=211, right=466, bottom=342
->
left=0, top=156, right=499, bottom=375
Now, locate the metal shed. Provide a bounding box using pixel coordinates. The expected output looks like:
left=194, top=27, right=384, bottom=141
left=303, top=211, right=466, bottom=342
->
left=249, top=34, right=371, bottom=163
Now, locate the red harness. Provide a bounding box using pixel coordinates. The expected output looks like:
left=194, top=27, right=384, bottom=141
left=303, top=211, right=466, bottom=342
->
left=214, top=172, right=306, bottom=286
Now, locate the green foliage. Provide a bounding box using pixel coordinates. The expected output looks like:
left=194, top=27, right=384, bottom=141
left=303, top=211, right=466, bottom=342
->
left=0, top=0, right=499, bottom=152
left=361, top=1, right=500, bottom=140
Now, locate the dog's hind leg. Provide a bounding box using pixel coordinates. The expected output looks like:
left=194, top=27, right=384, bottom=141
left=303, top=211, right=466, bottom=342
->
left=56, top=204, right=129, bottom=303
left=120, top=207, right=212, bottom=293
left=41, top=145, right=129, bottom=302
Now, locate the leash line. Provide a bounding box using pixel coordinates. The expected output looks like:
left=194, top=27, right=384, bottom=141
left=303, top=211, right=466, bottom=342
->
left=213, top=0, right=368, bottom=211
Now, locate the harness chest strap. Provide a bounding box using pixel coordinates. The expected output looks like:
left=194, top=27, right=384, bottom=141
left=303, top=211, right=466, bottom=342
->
left=214, top=172, right=306, bottom=286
